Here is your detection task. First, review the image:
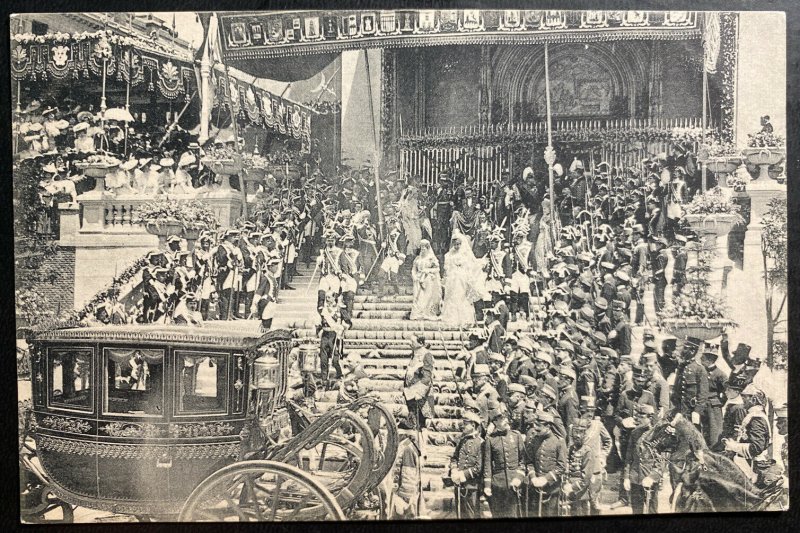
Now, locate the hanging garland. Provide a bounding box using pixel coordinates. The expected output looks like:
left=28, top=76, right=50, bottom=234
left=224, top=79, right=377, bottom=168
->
left=398, top=125, right=713, bottom=150
left=718, top=12, right=738, bottom=143
left=11, top=30, right=195, bottom=101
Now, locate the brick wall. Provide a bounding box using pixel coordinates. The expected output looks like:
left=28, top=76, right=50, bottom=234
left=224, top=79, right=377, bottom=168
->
left=33, top=245, right=76, bottom=315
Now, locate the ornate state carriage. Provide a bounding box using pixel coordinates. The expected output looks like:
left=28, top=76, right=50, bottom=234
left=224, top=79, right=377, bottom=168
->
left=20, top=323, right=397, bottom=522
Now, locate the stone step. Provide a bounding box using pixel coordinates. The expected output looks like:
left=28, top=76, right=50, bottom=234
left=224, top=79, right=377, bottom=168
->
left=292, top=328, right=472, bottom=341
left=353, top=302, right=413, bottom=311
left=359, top=357, right=464, bottom=369
left=296, top=337, right=468, bottom=349
left=353, top=310, right=410, bottom=320
left=355, top=295, right=414, bottom=303
left=294, top=318, right=476, bottom=332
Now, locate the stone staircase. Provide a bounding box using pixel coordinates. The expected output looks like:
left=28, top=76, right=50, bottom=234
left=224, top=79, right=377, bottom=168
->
left=270, top=258, right=657, bottom=517
left=271, top=260, right=537, bottom=517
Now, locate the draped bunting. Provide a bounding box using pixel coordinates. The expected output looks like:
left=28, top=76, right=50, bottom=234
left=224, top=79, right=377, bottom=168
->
left=211, top=69, right=312, bottom=151
left=11, top=31, right=196, bottom=101
left=105, top=348, right=164, bottom=365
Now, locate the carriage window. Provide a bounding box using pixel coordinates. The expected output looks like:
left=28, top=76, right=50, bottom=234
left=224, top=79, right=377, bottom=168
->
left=104, top=348, right=164, bottom=416
left=177, top=352, right=228, bottom=414
left=48, top=348, right=93, bottom=412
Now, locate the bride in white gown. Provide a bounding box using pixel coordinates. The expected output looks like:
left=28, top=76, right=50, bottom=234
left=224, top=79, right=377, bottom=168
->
left=441, top=231, right=485, bottom=326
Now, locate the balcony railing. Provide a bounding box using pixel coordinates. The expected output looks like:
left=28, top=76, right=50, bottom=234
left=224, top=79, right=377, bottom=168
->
left=398, top=116, right=714, bottom=191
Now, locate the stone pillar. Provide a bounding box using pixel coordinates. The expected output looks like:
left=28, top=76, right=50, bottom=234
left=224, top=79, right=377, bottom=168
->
left=200, top=56, right=211, bottom=144
left=58, top=202, right=80, bottom=242
left=199, top=179, right=243, bottom=227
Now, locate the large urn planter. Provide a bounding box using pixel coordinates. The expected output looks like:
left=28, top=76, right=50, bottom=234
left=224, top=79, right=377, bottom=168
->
left=743, top=147, right=785, bottom=183
left=706, top=158, right=741, bottom=188
left=661, top=318, right=734, bottom=341
left=683, top=213, right=740, bottom=238
left=145, top=220, right=186, bottom=250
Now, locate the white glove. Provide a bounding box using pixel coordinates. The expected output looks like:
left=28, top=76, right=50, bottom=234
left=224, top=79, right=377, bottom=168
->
left=642, top=476, right=655, bottom=489
left=510, top=477, right=522, bottom=489
left=562, top=482, right=573, bottom=495
left=608, top=330, right=618, bottom=340
left=484, top=487, right=492, bottom=497
left=622, top=417, right=636, bottom=429
left=623, top=478, right=631, bottom=492
left=691, top=411, right=701, bottom=425
left=532, top=476, right=547, bottom=488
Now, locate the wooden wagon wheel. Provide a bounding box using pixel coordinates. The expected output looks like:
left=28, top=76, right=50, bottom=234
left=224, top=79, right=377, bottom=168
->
left=178, top=460, right=344, bottom=522
left=271, top=410, right=375, bottom=511
left=351, top=397, right=399, bottom=491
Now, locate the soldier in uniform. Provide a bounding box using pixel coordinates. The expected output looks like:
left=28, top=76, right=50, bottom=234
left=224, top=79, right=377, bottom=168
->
left=641, top=352, right=670, bottom=420
left=401, top=334, right=435, bottom=431
left=651, top=237, right=670, bottom=312
left=483, top=407, right=526, bottom=518
left=316, top=230, right=343, bottom=312
left=250, top=258, right=280, bottom=330
left=214, top=229, right=241, bottom=321
left=536, top=383, right=567, bottom=440
left=431, top=174, right=454, bottom=255
left=701, top=349, right=728, bottom=447
left=526, top=410, right=568, bottom=517
left=671, top=235, right=688, bottom=294
left=509, top=224, right=535, bottom=322
left=471, top=363, right=500, bottom=431
left=622, top=404, right=663, bottom=514
left=608, top=299, right=632, bottom=357
left=192, top=232, right=215, bottom=319
left=484, top=229, right=512, bottom=307
left=671, top=337, right=709, bottom=430
left=574, top=346, right=600, bottom=405
left=507, top=383, right=528, bottom=432
left=236, top=233, right=257, bottom=319
left=318, top=293, right=345, bottom=389
left=557, top=366, right=580, bottom=438
left=578, top=395, right=612, bottom=515
left=561, top=418, right=595, bottom=516
left=448, top=411, right=484, bottom=519
left=338, top=231, right=363, bottom=326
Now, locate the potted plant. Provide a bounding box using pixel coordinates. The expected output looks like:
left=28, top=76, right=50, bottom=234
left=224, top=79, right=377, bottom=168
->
left=201, top=144, right=243, bottom=179
left=658, top=256, right=737, bottom=341
left=701, top=140, right=741, bottom=187
left=743, top=131, right=785, bottom=182
left=136, top=198, right=218, bottom=249
left=682, top=187, right=746, bottom=237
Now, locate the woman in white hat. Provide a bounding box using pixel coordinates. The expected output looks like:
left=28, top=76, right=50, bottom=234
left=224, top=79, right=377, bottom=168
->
left=142, top=160, right=162, bottom=195
left=73, top=122, right=96, bottom=153
left=172, top=152, right=196, bottom=195
left=157, top=157, right=175, bottom=195
left=106, top=158, right=137, bottom=195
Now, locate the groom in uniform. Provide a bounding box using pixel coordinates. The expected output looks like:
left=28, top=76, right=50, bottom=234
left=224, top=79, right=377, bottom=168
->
left=510, top=225, right=535, bottom=322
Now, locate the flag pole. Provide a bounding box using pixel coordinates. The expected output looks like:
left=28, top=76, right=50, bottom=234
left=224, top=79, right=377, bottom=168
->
left=543, top=42, right=556, bottom=230
left=363, top=49, right=385, bottom=241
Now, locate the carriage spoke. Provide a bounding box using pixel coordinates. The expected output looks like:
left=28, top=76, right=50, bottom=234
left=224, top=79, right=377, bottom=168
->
left=243, top=477, right=265, bottom=521
left=268, top=474, right=284, bottom=521
left=285, top=491, right=316, bottom=521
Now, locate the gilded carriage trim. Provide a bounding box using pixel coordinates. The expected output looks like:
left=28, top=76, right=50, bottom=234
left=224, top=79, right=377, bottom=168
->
left=40, top=415, right=92, bottom=434
left=99, top=422, right=165, bottom=438
left=47, top=483, right=185, bottom=516
left=37, top=435, right=240, bottom=460
left=167, top=422, right=236, bottom=438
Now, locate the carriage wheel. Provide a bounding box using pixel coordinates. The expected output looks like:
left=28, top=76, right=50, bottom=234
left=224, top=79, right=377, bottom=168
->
left=178, top=460, right=344, bottom=522
left=352, top=398, right=399, bottom=490
left=276, top=410, right=375, bottom=511
left=20, top=485, right=74, bottom=524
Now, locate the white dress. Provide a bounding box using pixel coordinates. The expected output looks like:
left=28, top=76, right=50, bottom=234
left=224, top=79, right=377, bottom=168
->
left=441, top=232, right=483, bottom=326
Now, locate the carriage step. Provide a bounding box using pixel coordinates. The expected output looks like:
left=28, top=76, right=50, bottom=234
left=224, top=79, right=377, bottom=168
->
left=292, top=328, right=471, bottom=341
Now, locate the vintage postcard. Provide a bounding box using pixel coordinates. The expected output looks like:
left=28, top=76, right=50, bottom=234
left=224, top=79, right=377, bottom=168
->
left=12, top=9, right=787, bottom=523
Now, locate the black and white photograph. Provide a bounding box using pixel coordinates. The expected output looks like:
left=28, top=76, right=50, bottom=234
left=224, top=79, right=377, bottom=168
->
left=10, top=8, right=789, bottom=524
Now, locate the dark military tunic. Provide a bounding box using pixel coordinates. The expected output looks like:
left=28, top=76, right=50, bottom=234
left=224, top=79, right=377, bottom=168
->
left=671, top=360, right=709, bottom=420
left=451, top=432, right=484, bottom=518
left=483, top=429, right=526, bottom=518
left=565, top=443, right=595, bottom=510
left=524, top=431, right=567, bottom=517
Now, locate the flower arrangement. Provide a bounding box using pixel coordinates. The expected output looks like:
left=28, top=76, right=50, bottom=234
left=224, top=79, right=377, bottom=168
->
left=135, top=198, right=218, bottom=230
left=747, top=131, right=785, bottom=148
left=683, top=187, right=744, bottom=221
left=703, top=139, right=738, bottom=158
left=658, top=257, right=737, bottom=332
left=671, top=126, right=715, bottom=145
left=726, top=173, right=750, bottom=192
